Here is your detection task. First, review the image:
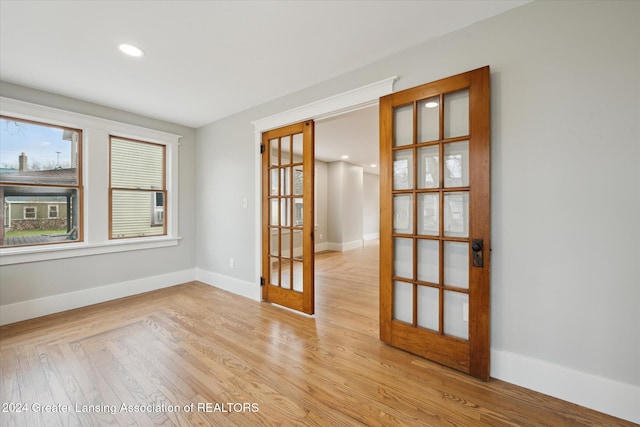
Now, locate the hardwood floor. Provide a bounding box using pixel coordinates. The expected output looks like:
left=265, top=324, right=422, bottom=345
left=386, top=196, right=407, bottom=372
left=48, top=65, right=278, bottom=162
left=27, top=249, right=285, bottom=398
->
left=0, top=241, right=633, bottom=426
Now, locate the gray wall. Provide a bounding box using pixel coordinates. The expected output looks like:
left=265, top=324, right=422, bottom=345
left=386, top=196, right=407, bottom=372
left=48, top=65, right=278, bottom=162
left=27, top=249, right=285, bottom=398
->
left=326, top=161, right=364, bottom=246
left=314, top=160, right=328, bottom=248
left=326, top=162, right=343, bottom=245
left=194, top=0, right=640, bottom=413
left=0, top=82, right=197, bottom=305
left=363, top=172, right=379, bottom=238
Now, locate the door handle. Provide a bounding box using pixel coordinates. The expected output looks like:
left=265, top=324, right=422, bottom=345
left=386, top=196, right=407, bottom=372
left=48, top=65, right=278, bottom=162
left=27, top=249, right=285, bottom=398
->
left=471, top=239, right=484, bottom=267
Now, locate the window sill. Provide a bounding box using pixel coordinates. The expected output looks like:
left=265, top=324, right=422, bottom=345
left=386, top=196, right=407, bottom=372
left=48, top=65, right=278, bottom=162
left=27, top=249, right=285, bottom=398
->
left=0, top=236, right=182, bottom=266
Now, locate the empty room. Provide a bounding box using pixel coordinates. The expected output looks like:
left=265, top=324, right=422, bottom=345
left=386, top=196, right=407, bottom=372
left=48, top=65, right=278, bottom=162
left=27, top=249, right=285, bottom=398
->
left=1, top=1, right=638, bottom=425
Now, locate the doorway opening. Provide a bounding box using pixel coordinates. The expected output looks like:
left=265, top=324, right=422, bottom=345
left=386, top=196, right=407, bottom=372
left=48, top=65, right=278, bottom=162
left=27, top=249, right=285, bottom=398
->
left=253, top=76, right=396, bottom=310
left=313, top=105, right=381, bottom=321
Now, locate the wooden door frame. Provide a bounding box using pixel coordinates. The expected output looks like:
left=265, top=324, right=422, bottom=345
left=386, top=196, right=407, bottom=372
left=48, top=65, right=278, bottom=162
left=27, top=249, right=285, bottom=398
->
left=261, top=120, right=316, bottom=314
left=251, top=77, right=397, bottom=302
left=379, top=66, right=491, bottom=379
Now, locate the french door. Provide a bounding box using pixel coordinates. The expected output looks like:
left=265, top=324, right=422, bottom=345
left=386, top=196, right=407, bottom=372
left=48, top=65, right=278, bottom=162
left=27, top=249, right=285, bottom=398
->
left=380, top=67, right=491, bottom=379
left=261, top=120, right=315, bottom=314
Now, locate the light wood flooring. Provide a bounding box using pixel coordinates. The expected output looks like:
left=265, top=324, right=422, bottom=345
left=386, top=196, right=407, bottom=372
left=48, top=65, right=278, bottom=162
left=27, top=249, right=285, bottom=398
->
left=0, top=241, right=633, bottom=426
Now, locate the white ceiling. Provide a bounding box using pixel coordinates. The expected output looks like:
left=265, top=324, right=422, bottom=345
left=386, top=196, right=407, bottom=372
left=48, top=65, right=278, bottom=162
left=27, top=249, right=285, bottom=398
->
left=315, top=105, right=380, bottom=173
left=0, top=1, right=529, bottom=169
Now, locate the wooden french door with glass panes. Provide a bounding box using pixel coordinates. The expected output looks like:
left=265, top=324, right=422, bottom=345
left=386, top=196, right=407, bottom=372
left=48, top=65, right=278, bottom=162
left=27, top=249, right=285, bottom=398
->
left=380, top=67, right=491, bottom=379
left=262, top=121, right=315, bottom=314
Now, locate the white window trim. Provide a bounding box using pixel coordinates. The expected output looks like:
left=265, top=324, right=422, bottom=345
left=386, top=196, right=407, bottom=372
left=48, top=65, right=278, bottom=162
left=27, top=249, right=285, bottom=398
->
left=0, top=97, right=182, bottom=265
left=48, top=204, right=59, bottom=219
left=23, top=206, right=37, bottom=220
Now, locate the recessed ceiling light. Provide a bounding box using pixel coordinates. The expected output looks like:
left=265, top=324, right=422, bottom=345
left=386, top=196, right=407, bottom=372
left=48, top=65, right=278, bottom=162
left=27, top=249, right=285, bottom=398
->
left=119, top=43, right=145, bottom=57
left=370, top=164, right=377, bottom=168
left=425, top=101, right=439, bottom=108
left=341, top=155, right=349, bottom=159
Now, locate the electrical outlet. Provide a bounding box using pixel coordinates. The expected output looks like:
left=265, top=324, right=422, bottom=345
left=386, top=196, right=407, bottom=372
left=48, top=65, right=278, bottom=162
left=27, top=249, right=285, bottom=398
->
left=229, top=258, right=235, bottom=268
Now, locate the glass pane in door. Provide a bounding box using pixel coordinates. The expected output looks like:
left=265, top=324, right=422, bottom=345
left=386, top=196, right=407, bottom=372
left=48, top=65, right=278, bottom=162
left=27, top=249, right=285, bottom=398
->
left=281, top=167, right=291, bottom=195
left=281, top=199, right=291, bottom=226
left=393, top=149, right=413, bottom=190
left=270, top=199, right=279, bottom=226
left=293, top=199, right=303, bottom=226
left=393, top=281, right=413, bottom=323
left=444, top=140, right=469, bottom=188
left=269, top=138, right=279, bottom=166
left=270, top=229, right=280, bottom=256
left=292, top=260, right=303, bottom=292
left=281, top=135, right=291, bottom=164
left=281, top=258, right=291, bottom=290
left=444, top=241, right=469, bottom=289
left=270, top=168, right=279, bottom=195
left=417, top=193, right=439, bottom=236
left=292, top=133, right=303, bottom=161
left=393, top=194, right=413, bottom=234
left=418, top=97, right=440, bottom=143
left=444, top=290, right=469, bottom=340
left=444, top=192, right=469, bottom=237
left=271, top=257, right=280, bottom=286
left=393, top=104, right=413, bottom=147
left=444, top=89, right=469, bottom=138
left=292, top=229, right=303, bottom=259
left=417, top=285, right=439, bottom=331
left=417, top=239, right=439, bottom=283
left=393, top=238, right=413, bottom=279
left=293, top=165, right=303, bottom=195
left=417, top=145, right=439, bottom=189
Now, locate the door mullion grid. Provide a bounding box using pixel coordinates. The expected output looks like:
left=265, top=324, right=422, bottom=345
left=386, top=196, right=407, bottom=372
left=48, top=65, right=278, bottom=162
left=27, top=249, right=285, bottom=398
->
left=438, top=94, right=446, bottom=335
left=287, top=134, right=294, bottom=290
left=438, top=93, right=445, bottom=141
left=411, top=101, right=419, bottom=327
left=271, top=137, right=281, bottom=289
left=277, top=137, right=283, bottom=288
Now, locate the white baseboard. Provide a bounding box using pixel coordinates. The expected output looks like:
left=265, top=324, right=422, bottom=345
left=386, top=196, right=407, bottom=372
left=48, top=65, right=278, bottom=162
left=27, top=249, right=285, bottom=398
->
left=0, top=269, right=195, bottom=326
left=195, top=268, right=260, bottom=302
left=363, top=233, right=380, bottom=241
left=327, top=239, right=363, bottom=252
left=315, top=242, right=329, bottom=253
left=491, top=349, right=640, bottom=424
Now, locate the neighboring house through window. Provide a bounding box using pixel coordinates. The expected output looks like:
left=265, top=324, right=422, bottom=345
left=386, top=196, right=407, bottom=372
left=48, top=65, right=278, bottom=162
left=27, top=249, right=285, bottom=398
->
left=0, top=116, right=82, bottom=247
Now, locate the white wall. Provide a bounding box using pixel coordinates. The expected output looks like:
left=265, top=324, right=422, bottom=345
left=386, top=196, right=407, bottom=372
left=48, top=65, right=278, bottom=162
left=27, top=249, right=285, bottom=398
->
left=326, top=162, right=343, bottom=246
left=363, top=172, right=379, bottom=240
left=194, top=1, right=639, bottom=422
left=326, top=161, right=364, bottom=249
left=314, top=160, right=328, bottom=250
left=0, top=82, right=197, bottom=320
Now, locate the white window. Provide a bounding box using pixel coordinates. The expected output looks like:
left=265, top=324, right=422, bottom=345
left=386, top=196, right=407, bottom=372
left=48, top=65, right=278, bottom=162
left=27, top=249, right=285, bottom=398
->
left=23, top=206, right=37, bottom=219
left=109, top=137, right=166, bottom=239
left=0, top=97, right=181, bottom=265
left=48, top=204, right=59, bottom=219
left=1, top=116, right=82, bottom=247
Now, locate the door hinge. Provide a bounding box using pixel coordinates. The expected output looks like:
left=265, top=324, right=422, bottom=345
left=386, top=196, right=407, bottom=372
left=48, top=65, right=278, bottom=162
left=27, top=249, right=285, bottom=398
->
left=260, top=276, right=265, bottom=286
left=260, top=144, right=265, bottom=154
